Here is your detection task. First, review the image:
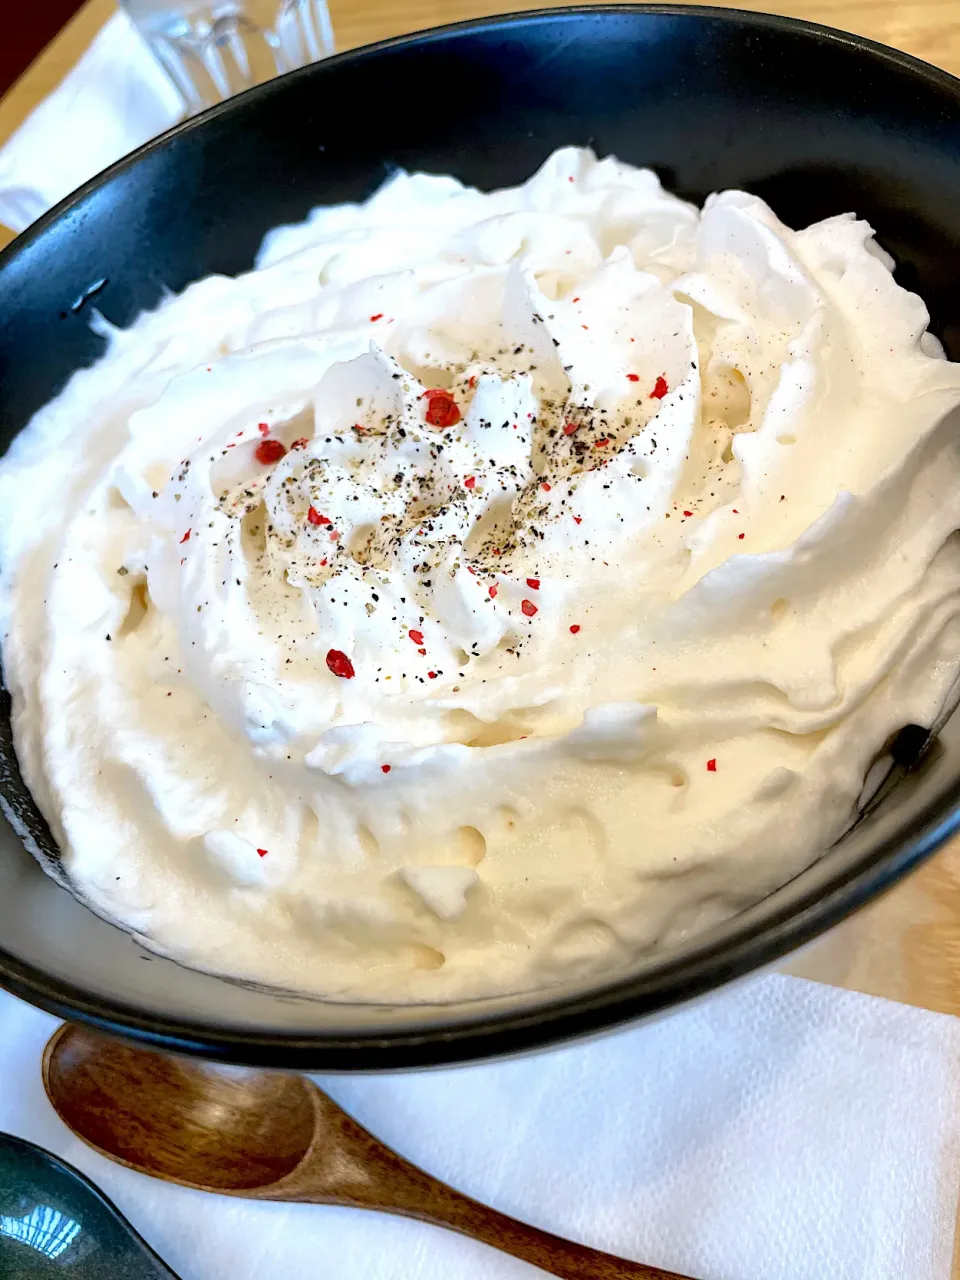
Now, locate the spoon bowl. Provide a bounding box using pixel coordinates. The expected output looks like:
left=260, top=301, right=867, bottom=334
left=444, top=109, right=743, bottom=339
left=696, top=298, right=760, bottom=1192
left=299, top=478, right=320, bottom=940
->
left=43, top=1023, right=695, bottom=1280
left=45, top=1026, right=315, bottom=1190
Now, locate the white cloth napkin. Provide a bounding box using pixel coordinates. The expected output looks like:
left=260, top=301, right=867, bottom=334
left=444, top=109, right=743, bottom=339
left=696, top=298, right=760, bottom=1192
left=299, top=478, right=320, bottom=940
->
left=2, top=974, right=960, bottom=1280
left=0, top=9, right=182, bottom=233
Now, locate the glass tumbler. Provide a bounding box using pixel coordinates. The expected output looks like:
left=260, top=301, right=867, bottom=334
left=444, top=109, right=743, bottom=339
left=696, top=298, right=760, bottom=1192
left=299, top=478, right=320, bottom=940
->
left=119, top=0, right=335, bottom=115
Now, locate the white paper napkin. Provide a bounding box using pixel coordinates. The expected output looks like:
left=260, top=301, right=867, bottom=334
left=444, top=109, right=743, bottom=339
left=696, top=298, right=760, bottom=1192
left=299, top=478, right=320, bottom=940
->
left=0, top=10, right=182, bottom=234
left=2, top=974, right=960, bottom=1280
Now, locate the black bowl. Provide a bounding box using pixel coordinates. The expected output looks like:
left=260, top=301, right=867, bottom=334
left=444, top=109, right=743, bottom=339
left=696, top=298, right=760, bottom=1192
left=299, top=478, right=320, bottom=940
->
left=2, top=4, right=960, bottom=1070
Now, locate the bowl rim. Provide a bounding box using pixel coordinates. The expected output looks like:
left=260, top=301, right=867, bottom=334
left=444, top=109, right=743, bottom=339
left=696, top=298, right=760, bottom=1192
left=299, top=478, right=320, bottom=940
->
left=2, top=2, right=960, bottom=1069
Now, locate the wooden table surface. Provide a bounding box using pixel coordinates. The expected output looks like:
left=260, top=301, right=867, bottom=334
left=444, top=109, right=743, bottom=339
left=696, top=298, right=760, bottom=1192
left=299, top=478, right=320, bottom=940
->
left=2, top=0, right=960, bottom=1022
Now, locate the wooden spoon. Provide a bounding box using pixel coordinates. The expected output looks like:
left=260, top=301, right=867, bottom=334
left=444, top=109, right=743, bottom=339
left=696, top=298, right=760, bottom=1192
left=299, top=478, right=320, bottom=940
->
left=43, top=1023, right=695, bottom=1280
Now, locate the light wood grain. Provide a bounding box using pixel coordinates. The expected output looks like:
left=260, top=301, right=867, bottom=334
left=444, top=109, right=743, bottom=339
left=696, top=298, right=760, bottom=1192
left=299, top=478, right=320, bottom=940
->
left=3, top=0, right=960, bottom=1022
left=326, top=0, right=960, bottom=75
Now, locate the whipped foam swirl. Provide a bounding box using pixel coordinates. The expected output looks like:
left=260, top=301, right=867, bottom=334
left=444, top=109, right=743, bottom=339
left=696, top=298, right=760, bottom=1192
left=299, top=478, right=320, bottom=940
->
left=3, top=147, right=960, bottom=998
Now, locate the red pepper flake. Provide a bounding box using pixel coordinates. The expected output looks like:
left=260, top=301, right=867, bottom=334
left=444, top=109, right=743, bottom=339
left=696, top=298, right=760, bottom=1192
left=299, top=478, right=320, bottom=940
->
left=706, top=759, right=717, bottom=772
left=408, top=629, right=424, bottom=645
left=179, top=557, right=186, bottom=566
left=563, top=421, right=579, bottom=436
left=354, top=423, right=366, bottom=435
left=258, top=422, right=270, bottom=436
left=540, top=481, right=552, bottom=492
left=738, top=533, right=745, bottom=540
left=526, top=578, right=540, bottom=590
left=521, top=599, right=538, bottom=617
left=424, top=389, right=461, bottom=428
left=732, top=509, right=739, bottom=514
left=464, top=475, right=476, bottom=489
left=325, top=649, right=355, bottom=679
left=307, top=507, right=329, bottom=525
left=582, top=324, right=589, bottom=331
left=683, top=510, right=693, bottom=518
left=780, top=495, right=786, bottom=501
left=257, top=848, right=269, bottom=858
left=569, top=624, right=581, bottom=634
left=418, top=647, right=427, bottom=655
left=568, top=176, right=575, bottom=183
left=180, top=529, right=191, bottom=544
left=573, top=515, right=582, bottom=525
left=329, top=529, right=340, bottom=541
left=627, top=373, right=640, bottom=382
left=650, top=376, right=669, bottom=400
left=467, top=565, right=477, bottom=575
left=370, top=313, right=383, bottom=322
left=381, top=764, right=392, bottom=774
left=594, top=438, right=609, bottom=449
left=468, top=375, right=477, bottom=389
left=427, top=671, right=437, bottom=679
left=291, top=437, right=309, bottom=450
left=320, top=559, right=328, bottom=567
left=488, top=584, right=498, bottom=598
left=255, top=438, right=287, bottom=465
left=572, top=296, right=580, bottom=302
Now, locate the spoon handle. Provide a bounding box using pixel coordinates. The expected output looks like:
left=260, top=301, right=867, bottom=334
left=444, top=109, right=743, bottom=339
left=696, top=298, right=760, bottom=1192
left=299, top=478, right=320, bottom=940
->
left=284, top=1090, right=696, bottom=1280
left=389, top=1183, right=696, bottom=1280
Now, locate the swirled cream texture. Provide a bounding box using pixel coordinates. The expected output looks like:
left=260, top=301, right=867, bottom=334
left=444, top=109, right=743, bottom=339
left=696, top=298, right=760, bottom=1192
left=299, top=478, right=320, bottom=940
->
left=4, top=147, right=960, bottom=999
